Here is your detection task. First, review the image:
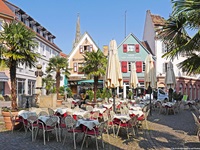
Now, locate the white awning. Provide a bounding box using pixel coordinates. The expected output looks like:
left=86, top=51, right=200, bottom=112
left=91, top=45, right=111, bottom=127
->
left=0, top=72, right=9, bottom=82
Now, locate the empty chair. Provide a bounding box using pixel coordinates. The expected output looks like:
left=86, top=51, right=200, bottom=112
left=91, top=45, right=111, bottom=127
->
left=48, top=108, right=55, bottom=116
left=86, top=105, right=93, bottom=112
left=81, top=121, right=106, bottom=150
left=63, top=116, right=82, bottom=149
left=38, top=111, right=48, bottom=116
left=36, top=116, right=59, bottom=145
left=26, top=115, right=39, bottom=141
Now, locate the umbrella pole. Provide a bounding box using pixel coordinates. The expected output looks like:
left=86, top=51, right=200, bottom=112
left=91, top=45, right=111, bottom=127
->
left=112, top=88, right=116, bottom=113
left=148, top=84, right=152, bottom=116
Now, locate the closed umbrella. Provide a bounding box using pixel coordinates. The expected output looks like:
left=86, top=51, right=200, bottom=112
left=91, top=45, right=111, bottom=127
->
left=105, top=40, right=123, bottom=112
left=165, top=61, right=176, bottom=101
left=129, top=62, right=139, bottom=99
left=144, top=54, right=157, bottom=115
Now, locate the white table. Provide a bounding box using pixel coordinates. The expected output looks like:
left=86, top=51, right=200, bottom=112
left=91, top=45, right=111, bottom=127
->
left=38, top=116, right=60, bottom=124
left=54, top=108, right=73, bottom=115
left=162, top=102, right=175, bottom=107
left=76, top=119, right=99, bottom=130
left=114, top=114, right=131, bottom=121
left=73, top=110, right=89, bottom=118
left=92, top=107, right=106, bottom=114
left=102, top=103, right=113, bottom=109
left=18, top=110, right=37, bottom=119
left=129, top=110, right=144, bottom=117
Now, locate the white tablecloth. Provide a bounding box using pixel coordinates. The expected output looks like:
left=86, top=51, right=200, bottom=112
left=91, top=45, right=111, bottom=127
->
left=73, top=110, right=89, bottom=117
left=114, top=114, right=131, bottom=121
left=54, top=108, right=73, bottom=115
left=102, top=103, right=113, bottom=109
left=18, top=110, right=37, bottom=119
left=92, top=107, right=106, bottom=114
left=129, top=110, right=144, bottom=117
left=76, top=119, right=99, bottom=130
left=38, top=116, right=60, bottom=124
left=162, top=102, right=175, bottom=107
left=129, top=106, right=142, bottom=111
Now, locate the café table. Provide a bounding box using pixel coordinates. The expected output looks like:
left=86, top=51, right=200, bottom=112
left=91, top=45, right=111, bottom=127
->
left=54, top=108, right=73, bottom=115
left=18, top=110, right=37, bottom=119
left=72, top=109, right=89, bottom=120
left=76, top=118, right=99, bottom=130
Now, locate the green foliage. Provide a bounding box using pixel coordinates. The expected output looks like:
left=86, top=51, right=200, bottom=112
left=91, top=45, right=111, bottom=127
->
left=42, top=74, right=55, bottom=95
left=86, top=90, right=94, bottom=101
left=128, top=90, right=133, bottom=99
left=46, top=56, right=70, bottom=98
left=82, top=49, right=107, bottom=102
left=0, top=21, right=39, bottom=109
left=101, top=88, right=112, bottom=99
left=59, top=86, right=65, bottom=96
left=66, top=87, right=72, bottom=98
left=158, top=0, right=200, bottom=75
left=96, top=89, right=102, bottom=98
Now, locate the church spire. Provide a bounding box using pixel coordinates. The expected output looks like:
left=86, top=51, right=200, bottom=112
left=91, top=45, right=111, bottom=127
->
left=73, top=13, right=81, bottom=48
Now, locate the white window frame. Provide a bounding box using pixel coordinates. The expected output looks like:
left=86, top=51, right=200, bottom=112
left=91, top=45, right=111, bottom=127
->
left=127, top=44, right=135, bottom=52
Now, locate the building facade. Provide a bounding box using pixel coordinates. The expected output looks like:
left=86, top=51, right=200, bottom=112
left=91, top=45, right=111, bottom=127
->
left=143, top=10, right=200, bottom=100
left=0, top=0, right=61, bottom=98
left=117, top=33, right=154, bottom=98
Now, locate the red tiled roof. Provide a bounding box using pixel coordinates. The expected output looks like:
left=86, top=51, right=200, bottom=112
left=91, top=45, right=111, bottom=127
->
left=60, top=52, right=68, bottom=58
left=151, top=14, right=165, bottom=27
left=0, top=0, right=15, bottom=18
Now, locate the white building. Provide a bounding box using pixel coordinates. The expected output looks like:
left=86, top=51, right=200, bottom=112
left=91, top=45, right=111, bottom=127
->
left=143, top=10, right=200, bottom=100
left=0, top=0, right=61, bottom=98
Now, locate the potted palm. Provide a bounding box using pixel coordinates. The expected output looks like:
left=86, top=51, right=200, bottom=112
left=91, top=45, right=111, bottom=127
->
left=0, top=21, right=39, bottom=130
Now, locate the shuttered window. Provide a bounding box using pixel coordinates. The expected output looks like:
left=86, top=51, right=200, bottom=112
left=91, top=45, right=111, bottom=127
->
left=74, top=63, right=77, bottom=72
left=79, top=45, right=83, bottom=53
left=136, top=61, right=142, bottom=73
left=121, top=61, right=127, bottom=73
left=123, top=44, right=127, bottom=53
left=135, top=44, right=140, bottom=53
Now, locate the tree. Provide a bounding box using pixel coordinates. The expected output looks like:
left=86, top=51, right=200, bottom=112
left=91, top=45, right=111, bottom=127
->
left=0, top=21, right=39, bottom=110
left=46, top=56, right=70, bottom=99
left=82, top=49, right=107, bottom=103
left=158, top=0, right=200, bottom=75
left=42, top=74, right=55, bottom=95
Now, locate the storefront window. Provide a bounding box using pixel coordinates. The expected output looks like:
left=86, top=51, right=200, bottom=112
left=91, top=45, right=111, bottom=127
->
left=28, top=80, right=35, bottom=95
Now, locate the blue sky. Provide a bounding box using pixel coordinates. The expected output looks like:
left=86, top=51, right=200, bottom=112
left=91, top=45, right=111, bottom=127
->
left=8, top=0, right=172, bottom=54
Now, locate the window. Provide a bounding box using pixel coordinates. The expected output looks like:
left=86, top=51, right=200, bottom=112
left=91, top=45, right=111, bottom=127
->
left=18, top=63, right=24, bottom=69
left=143, top=62, right=145, bottom=71
left=84, top=45, right=90, bottom=52
left=162, top=62, right=168, bottom=73
left=0, top=20, right=3, bottom=31
left=28, top=80, right=35, bottom=95
left=74, top=63, right=77, bottom=72
left=127, top=44, right=135, bottom=52
left=78, top=63, right=84, bottom=74
left=128, top=62, right=132, bottom=71
left=42, top=44, right=46, bottom=56
left=162, top=42, right=167, bottom=53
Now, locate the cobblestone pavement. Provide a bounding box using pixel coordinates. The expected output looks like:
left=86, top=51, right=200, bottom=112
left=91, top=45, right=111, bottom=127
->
left=0, top=102, right=199, bottom=149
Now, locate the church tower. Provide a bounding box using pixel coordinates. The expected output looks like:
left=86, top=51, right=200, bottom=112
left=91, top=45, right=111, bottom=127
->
left=73, top=13, right=81, bottom=48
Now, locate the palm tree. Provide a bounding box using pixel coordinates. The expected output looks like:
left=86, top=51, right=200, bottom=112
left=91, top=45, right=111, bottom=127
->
left=0, top=21, right=39, bottom=110
left=42, top=74, right=55, bottom=95
left=158, top=0, right=200, bottom=75
left=46, top=56, right=70, bottom=99
left=82, top=49, right=107, bottom=103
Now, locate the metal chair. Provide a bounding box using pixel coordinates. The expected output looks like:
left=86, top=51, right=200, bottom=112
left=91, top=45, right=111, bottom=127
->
left=81, top=121, right=106, bottom=150
left=48, top=108, right=55, bottom=116
left=36, top=116, right=59, bottom=145
left=38, top=111, right=48, bottom=116
left=63, top=115, right=82, bottom=149
left=9, top=110, right=24, bottom=132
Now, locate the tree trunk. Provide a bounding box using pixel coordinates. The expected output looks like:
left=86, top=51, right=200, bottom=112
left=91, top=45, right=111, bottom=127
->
left=10, top=61, right=17, bottom=110
left=93, top=76, right=98, bottom=103
left=56, top=71, right=61, bottom=99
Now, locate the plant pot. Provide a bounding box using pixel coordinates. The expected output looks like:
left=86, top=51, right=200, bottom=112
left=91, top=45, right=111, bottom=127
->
left=1, top=111, right=22, bottom=130
left=56, top=100, right=63, bottom=106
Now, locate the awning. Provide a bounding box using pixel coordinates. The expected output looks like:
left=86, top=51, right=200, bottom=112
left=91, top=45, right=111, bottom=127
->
left=0, top=72, right=9, bottom=82
left=78, top=80, right=103, bottom=85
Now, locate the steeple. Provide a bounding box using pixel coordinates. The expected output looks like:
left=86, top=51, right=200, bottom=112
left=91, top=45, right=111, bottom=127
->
left=73, top=13, right=81, bottom=48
